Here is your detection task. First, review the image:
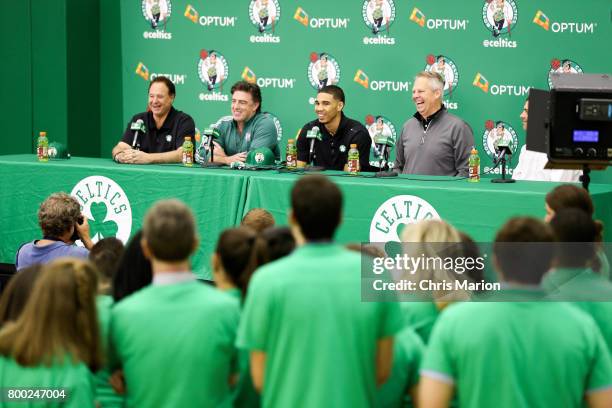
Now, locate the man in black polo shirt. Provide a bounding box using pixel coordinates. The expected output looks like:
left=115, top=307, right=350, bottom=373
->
left=112, top=76, right=195, bottom=164
left=297, top=85, right=373, bottom=171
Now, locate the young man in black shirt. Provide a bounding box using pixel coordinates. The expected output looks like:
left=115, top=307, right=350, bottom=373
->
left=297, top=85, right=373, bottom=171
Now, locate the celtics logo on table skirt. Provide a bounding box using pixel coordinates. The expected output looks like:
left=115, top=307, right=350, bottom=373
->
left=198, top=49, right=229, bottom=91
left=365, top=114, right=396, bottom=168
left=548, top=58, right=583, bottom=89
left=71, top=176, right=132, bottom=245
left=424, top=54, right=459, bottom=97
left=482, top=0, right=517, bottom=37
left=249, top=0, right=281, bottom=33
left=482, top=120, right=519, bottom=160
left=370, top=195, right=440, bottom=262
left=362, top=0, right=396, bottom=35
left=142, top=0, right=172, bottom=30
left=307, top=52, right=341, bottom=90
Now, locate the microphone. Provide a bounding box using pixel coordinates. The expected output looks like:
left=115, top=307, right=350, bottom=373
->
left=130, top=119, right=145, bottom=150
left=307, top=126, right=322, bottom=165
left=200, top=125, right=223, bottom=168
left=373, top=135, right=398, bottom=177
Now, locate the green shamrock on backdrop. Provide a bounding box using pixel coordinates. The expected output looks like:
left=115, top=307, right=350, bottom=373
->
left=88, top=202, right=118, bottom=239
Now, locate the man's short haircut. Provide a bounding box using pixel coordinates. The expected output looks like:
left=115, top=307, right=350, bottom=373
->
left=231, top=80, right=262, bottom=114
left=241, top=208, right=275, bottom=233
left=291, top=175, right=342, bottom=241
left=493, top=217, right=555, bottom=285
left=318, top=85, right=345, bottom=104
left=550, top=208, right=597, bottom=268
left=143, top=199, right=196, bottom=262
left=415, top=71, right=444, bottom=96
left=89, top=237, right=124, bottom=283
left=38, top=192, right=81, bottom=238
left=149, top=76, right=176, bottom=97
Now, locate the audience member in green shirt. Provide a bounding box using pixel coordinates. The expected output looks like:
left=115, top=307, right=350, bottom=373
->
left=238, top=175, right=402, bottom=408
left=544, top=208, right=612, bottom=352
left=213, top=227, right=268, bottom=408
left=109, top=199, right=240, bottom=408
left=420, top=217, right=612, bottom=408
left=0, top=258, right=103, bottom=408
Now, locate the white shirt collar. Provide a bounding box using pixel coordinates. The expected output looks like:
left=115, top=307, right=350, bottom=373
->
left=152, top=271, right=196, bottom=286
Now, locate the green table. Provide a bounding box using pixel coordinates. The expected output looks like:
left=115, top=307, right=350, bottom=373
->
left=243, top=171, right=612, bottom=244
left=0, top=155, right=249, bottom=279
left=2, top=155, right=611, bottom=280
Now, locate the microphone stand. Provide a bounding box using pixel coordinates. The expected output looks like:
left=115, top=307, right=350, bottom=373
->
left=375, top=145, right=397, bottom=178
left=491, top=150, right=515, bottom=183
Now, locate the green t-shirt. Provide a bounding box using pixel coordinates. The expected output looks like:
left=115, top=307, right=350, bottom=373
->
left=377, top=327, right=424, bottom=408
left=237, top=243, right=403, bottom=408
left=215, top=112, right=280, bottom=160
left=95, top=295, right=123, bottom=408
left=421, top=288, right=612, bottom=408
left=0, top=356, right=95, bottom=408
left=110, top=280, right=240, bottom=408
left=400, top=300, right=439, bottom=344
left=543, top=267, right=612, bottom=352
left=221, top=288, right=261, bottom=408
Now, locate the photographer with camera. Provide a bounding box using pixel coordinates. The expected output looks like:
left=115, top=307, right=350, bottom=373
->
left=16, top=192, right=93, bottom=271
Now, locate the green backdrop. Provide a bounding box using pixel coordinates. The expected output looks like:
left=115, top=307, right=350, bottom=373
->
left=118, top=0, right=612, bottom=180
left=1, top=0, right=610, bottom=182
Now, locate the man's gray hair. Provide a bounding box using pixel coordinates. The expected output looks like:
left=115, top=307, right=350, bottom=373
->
left=415, top=71, right=445, bottom=98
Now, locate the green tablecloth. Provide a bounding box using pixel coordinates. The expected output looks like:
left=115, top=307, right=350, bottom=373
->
left=0, top=155, right=249, bottom=279
left=243, top=171, right=612, bottom=243
left=2, top=155, right=611, bottom=279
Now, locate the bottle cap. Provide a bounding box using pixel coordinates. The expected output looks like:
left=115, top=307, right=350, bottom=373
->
left=288, top=139, right=295, bottom=143
left=350, top=144, right=357, bottom=148
left=39, top=131, right=47, bottom=137
left=471, top=147, right=478, bottom=154
left=185, top=136, right=192, bottom=141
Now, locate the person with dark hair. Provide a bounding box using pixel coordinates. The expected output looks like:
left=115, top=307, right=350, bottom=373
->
left=241, top=208, right=275, bottom=233
left=89, top=237, right=124, bottom=295
left=206, top=81, right=279, bottom=165
left=16, top=192, right=92, bottom=270
left=109, top=199, right=239, bottom=407
left=395, top=71, right=474, bottom=176
left=544, top=184, right=608, bottom=278
left=91, top=239, right=125, bottom=408
left=297, top=85, right=373, bottom=171
left=543, top=208, right=612, bottom=352
left=212, top=227, right=265, bottom=408
left=112, top=76, right=195, bottom=164
left=212, top=227, right=264, bottom=300
left=260, top=226, right=296, bottom=262
left=420, top=217, right=612, bottom=408
left=111, top=231, right=153, bottom=303
left=237, top=175, right=401, bottom=407
left=0, top=258, right=102, bottom=407
left=0, top=265, right=42, bottom=326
